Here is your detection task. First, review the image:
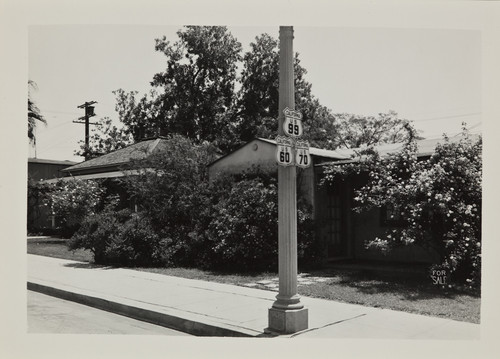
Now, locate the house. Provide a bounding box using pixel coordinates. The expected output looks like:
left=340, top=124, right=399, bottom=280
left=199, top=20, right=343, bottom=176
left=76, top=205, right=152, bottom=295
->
left=41, top=138, right=175, bottom=215
left=208, top=136, right=477, bottom=265
left=28, top=158, right=77, bottom=182
left=208, top=138, right=355, bottom=215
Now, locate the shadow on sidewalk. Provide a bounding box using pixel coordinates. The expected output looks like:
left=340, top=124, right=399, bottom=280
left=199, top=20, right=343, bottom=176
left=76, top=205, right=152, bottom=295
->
left=63, top=262, right=116, bottom=270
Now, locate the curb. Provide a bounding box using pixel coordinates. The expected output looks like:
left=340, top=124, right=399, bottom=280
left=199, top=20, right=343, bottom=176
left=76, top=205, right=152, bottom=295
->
left=28, top=282, right=258, bottom=337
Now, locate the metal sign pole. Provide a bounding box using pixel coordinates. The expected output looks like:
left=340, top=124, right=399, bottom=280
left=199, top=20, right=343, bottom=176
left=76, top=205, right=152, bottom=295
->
left=268, top=26, right=308, bottom=334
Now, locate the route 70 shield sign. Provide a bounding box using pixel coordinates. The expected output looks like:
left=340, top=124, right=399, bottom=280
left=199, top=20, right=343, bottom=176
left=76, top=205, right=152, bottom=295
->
left=275, top=135, right=294, bottom=167
left=295, top=140, right=311, bottom=168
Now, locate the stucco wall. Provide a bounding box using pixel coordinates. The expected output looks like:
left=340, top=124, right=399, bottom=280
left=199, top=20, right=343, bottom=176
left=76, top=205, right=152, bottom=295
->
left=208, top=139, right=316, bottom=210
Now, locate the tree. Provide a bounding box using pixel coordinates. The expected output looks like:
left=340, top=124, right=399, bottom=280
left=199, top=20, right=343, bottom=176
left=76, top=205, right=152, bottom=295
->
left=92, top=28, right=415, bottom=158
left=151, top=26, right=242, bottom=149
left=235, top=34, right=411, bottom=151
left=112, top=89, right=162, bottom=141
left=299, top=98, right=339, bottom=150
left=235, top=33, right=315, bottom=144
left=322, top=124, right=482, bottom=287
left=333, top=110, right=416, bottom=149
left=28, top=80, right=46, bottom=143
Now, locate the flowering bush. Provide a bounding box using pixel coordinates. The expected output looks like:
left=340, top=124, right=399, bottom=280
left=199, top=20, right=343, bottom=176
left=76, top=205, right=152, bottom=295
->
left=45, top=178, right=106, bottom=237
left=322, top=125, right=482, bottom=288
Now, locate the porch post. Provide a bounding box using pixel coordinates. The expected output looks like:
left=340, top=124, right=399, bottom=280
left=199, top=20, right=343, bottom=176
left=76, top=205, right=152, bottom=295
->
left=267, top=26, right=308, bottom=334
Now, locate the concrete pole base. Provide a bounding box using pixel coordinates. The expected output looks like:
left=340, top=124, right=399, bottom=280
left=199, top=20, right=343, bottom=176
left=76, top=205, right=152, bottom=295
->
left=267, top=307, right=308, bottom=334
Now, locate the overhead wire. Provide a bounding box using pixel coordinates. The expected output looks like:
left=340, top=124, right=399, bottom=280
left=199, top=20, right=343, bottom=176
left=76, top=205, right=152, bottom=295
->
left=411, top=112, right=481, bottom=122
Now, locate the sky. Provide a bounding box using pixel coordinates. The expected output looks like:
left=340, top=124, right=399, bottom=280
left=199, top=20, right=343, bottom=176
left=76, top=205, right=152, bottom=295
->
left=28, top=25, right=481, bottom=162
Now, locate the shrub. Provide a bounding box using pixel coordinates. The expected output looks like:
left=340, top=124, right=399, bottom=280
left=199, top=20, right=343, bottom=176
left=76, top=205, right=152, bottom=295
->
left=120, top=134, right=217, bottom=266
left=68, top=136, right=321, bottom=271
left=198, top=168, right=319, bottom=272
left=69, top=202, right=129, bottom=264
left=108, top=212, right=166, bottom=266
left=70, top=203, right=167, bottom=267
left=204, top=178, right=279, bottom=271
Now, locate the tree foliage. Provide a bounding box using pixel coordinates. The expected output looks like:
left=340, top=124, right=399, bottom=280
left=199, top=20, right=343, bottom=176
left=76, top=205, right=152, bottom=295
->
left=151, top=26, right=242, bottom=149
left=86, top=27, right=411, bottom=157
left=332, top=111, right=416, bottom=149
left=322, top=125, right=482, bottom=287
left=28, top=80, right=46, bottom=143
left=112, top=89, right=162, bottom=141
left=75, top=116, right=134, bottom=159
left=235, top=33, right=411, bottom=151
left=236, top=33, right=314, bottom=143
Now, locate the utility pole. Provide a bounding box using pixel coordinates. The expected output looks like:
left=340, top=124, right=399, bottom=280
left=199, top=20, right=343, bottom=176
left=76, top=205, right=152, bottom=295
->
left=267, top=26, right=309, bottom=334
left=74, top=101, right=98, bottom=160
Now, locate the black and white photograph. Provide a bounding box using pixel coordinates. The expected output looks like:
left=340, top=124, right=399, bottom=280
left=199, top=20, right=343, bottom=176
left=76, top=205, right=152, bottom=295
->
left=2, top=1, right=500, bottom=359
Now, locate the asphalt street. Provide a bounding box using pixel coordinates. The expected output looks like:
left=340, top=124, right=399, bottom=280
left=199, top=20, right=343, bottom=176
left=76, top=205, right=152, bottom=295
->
left=27, top=290, right=192, bottom=335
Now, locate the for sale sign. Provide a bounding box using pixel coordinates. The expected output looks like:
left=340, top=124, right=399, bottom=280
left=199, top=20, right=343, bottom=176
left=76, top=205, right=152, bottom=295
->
left=283, top=107, right=303, bottom=138
left=276, top=135, right=294, bottom=167
left=295, top=140, right=311, bottom=168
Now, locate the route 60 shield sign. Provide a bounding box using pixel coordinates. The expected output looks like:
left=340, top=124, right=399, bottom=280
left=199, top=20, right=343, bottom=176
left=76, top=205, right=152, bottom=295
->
left=275, top=135, right=294, bottom=167
left=283, top=107, right=303, bottom=138
left=295, top=140, right=311, bottom=168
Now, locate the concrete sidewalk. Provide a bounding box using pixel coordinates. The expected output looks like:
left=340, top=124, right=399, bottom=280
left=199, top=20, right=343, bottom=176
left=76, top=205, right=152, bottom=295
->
left=27, top=254, right=480, bottom=339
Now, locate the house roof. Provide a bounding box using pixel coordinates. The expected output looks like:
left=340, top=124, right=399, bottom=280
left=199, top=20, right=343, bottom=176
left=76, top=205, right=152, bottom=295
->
left=209, top=134, right=480, bottom=169
left=208, top=138, right=352, bottom=168
left=61, top=138, right=168, bottom=174
left=257, top=138, right=353, bottom=160
left=315, top=134, right=481, bottom=166
left=42, top=170, right=141, bottom=184
left=62, top=134, right=480, bottom=176
left=28, top=158, right=78, bottom=166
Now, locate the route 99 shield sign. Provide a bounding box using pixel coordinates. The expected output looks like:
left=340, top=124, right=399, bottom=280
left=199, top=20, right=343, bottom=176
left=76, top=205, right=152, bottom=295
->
left=275, top=136, right=294, bottom=167
left=283, top=107, right=303, bottom=138
left=295, top=140, right=311, bottom=168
